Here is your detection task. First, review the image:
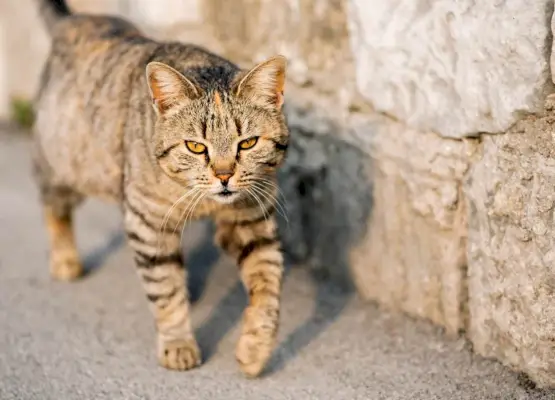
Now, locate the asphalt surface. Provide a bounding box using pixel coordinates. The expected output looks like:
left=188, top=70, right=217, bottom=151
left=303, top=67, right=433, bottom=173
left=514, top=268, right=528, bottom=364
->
left=0, top=126, right=553, bottom=400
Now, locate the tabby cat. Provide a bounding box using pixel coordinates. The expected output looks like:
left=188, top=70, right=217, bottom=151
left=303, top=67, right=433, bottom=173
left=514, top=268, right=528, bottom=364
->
left=33, top=0, right=288, bottom=378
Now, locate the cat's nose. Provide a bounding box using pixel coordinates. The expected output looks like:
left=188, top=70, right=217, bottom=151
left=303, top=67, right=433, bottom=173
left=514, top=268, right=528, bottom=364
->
left=215, top=170, right=233, bottom=186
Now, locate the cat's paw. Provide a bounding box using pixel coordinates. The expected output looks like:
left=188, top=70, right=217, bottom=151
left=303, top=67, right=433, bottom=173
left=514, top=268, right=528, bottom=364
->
left=236, top=306, right=277, bottom=378
left=158, top=337, right=201, bottom=371
left=50, top=252, right=83, bottom=281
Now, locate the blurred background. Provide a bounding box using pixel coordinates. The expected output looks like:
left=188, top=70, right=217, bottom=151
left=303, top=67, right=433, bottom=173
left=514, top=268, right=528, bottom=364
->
left=1, top=0, right=555, bottom=398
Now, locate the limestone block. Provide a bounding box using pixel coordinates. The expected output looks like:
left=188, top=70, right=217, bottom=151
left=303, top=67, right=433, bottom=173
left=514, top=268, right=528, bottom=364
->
left=67, top=0, right=127, bottom=14
left=347, top=0, right=554, bottom=138
left=350, top=119, right=471, bottom=333
left=127, top=0, right=218, bottom=51
left=127, top=0, right=202, bottom=27
left=200, top=0, right=357, bottom=110
left=465, top=101, right=555, bottom=387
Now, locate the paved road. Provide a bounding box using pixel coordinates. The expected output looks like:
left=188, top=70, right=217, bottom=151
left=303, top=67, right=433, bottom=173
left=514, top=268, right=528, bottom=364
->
left=0, top=126, right=552, bottom=399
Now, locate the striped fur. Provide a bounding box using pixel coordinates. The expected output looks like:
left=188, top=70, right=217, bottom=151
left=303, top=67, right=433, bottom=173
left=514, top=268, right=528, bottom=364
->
left=32, top=0, right=288, bottom=377
left=215, top=208, right=283, bottom=377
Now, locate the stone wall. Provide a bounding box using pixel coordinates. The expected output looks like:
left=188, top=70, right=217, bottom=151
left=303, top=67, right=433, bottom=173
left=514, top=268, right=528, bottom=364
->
left=1, top=0, right=555, bottom=388
left=465, top=102, right=555, bottom=386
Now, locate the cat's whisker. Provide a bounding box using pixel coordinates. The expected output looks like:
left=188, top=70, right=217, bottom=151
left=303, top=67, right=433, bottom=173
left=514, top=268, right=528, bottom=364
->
left=251, top=182, right=289, bottom=226
left=179, top=190, right=207, bottom=241
left=183, top=190, right=206, bottom=229
left=256, top=179, right=288, bottom=207
left=252, top=176, right=280, bottom=190
left=250, top=176, right=289, bottom=207
left=252, top=188, right=289, bottom=228
left=170, top=187, right=203, bottom=235
left=242, top=180, right=281, bottom=211
left=245, top=187, right=269, bottom=222
left=155, top=186, right=197, bottom=256
left=159, top=185, right=195, bottom=234
left=262, top=181, right=289, bottom=207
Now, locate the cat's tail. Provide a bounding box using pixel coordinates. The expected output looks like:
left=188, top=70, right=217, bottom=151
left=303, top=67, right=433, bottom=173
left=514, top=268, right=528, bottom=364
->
left=35, top=0, right=71, bottom=35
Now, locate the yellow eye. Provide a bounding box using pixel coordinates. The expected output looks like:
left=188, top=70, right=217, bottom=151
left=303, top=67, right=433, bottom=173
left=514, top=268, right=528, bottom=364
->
left=239, top=137, right=258, bottom=150
left=185, top=141, right=206, bottom=154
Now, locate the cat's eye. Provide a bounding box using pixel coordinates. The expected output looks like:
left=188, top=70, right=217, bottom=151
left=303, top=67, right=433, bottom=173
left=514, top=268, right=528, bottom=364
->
left=239, top=137, right=258, bottom=150
left=185, top=141, right=207, bottom=154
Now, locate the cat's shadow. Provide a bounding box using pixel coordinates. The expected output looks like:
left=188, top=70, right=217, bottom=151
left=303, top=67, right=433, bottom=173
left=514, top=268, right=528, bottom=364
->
left=79, top=220, right=350, bottom=376
left=185, top=221, right=221, bottom=304
left=263, top=272, right=352, bottom=376
left=189, top=224, right=351, bottom=374
left=82, top=230, right=126, bottom=275
left=186, top=222, right=246, bottom=361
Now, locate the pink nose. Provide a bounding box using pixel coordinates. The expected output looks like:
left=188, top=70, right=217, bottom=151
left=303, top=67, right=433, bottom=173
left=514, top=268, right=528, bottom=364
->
left=215, top=170, right=233, bottom=185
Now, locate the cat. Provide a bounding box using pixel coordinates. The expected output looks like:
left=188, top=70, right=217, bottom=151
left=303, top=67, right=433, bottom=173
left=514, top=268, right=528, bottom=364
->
left=32, top=0, right=288, bottom=378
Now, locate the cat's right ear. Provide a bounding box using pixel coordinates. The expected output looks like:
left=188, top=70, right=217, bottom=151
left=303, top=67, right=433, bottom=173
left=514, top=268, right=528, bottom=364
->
left=146, top=62, right=201, bottom=116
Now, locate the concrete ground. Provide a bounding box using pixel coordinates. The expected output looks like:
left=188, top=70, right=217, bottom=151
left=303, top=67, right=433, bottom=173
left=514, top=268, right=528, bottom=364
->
left=0, top=125, right=553, bottom=400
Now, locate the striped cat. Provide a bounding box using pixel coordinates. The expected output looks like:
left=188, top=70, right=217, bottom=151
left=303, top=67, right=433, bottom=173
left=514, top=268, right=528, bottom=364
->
left=33, top=0, right=288, bottom=377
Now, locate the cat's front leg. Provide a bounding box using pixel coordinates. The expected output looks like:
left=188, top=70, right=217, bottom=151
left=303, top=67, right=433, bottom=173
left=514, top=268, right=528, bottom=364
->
left=124, top=200, right=201, bottom=371
left=216, top=215, right=284, bottom=377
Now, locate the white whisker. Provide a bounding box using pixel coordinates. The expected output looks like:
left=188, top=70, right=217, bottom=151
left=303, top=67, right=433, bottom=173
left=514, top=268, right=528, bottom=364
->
left=252, top=175, right=289, bottom=207
left=246, top=187, right=269, bottom=222
left=171, top=188, right=203, bottom=235
left=250, top=183, right=289, bottom=226
left=179, top=190, right=207, bottom=241
left=155, top=186, right=197, bottom=256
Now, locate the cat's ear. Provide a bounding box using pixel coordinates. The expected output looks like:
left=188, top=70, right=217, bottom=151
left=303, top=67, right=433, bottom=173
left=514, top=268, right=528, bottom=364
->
left=234, top=55, right=286, bottom=110
left=146, top=62, right=201, bottom=116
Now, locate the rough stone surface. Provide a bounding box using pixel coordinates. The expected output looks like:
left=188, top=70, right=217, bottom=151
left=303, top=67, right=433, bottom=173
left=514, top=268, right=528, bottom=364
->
left=347, top=0, right=554, bottom=138
left=127, top=0, right=202, bottom=28
left=68, top=0, right=127, bottom=14
left=351, top=117, right=472, bottom=334
left=465, top=98, right=555, bottom=388
left=201, top=0, right=355, bottom=94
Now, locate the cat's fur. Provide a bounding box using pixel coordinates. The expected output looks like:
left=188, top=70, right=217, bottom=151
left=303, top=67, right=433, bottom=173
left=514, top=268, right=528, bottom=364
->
left=33, top=0, right=288, bottom=377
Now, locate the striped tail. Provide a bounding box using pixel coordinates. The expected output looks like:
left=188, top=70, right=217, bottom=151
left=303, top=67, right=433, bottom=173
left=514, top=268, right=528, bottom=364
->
left=36, top=0, right=71, bottom=35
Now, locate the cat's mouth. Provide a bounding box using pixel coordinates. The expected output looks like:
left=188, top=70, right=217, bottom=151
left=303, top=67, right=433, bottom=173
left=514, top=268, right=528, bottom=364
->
left=219, top=188, right=233, bottom=196
left=213, top=188, right=239, bottom=203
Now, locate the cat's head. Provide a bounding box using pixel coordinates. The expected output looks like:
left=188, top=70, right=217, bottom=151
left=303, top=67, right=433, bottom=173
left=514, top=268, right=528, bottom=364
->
left=146, top=55, right=288, bottom=205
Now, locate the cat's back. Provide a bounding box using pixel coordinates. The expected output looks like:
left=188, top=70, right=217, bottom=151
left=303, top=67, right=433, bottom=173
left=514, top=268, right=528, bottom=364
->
left=33, top=14, right=158, bottom=201
left=39, top=14, right=157, bottom=98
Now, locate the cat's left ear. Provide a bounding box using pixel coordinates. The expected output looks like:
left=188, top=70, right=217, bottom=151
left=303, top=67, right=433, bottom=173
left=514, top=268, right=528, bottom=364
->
left=234, top=55, right=286, bottom=110
left=146, top=62, right=201, bottom=116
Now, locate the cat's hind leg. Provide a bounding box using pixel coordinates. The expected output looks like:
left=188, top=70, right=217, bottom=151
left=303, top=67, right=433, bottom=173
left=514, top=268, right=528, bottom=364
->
left=33, top=145, right=84, bottom=281
left=41, top=185, right=84, bottom=281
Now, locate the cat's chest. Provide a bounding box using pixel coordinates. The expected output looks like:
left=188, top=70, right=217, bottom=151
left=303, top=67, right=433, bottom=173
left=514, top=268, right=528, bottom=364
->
left=170, top=195, right=217, bottom=220
left=140, top=185, right=221, bottom=227
left=163, top=192, right=247, bottom=226
left=129, top=175, right=248, bottom=227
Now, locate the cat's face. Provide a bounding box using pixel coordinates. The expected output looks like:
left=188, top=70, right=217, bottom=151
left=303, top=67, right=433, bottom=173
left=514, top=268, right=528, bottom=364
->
left=147, top=56, right=288, bottom=205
